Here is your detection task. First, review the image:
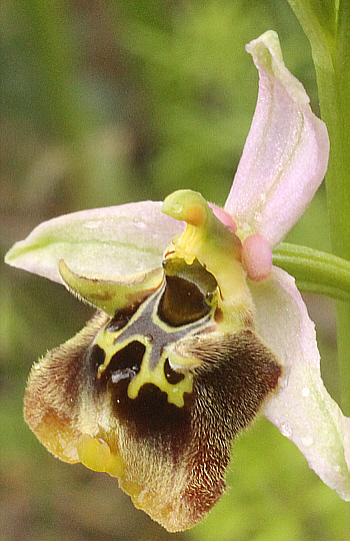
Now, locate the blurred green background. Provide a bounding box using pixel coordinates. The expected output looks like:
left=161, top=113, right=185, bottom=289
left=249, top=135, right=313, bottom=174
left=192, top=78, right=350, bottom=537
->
left=1, top=1, right=349, bottom=540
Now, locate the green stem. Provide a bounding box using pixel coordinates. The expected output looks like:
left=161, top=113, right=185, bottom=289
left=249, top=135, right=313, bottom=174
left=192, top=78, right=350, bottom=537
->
left=286, top=0, right=336, bottom=68
left=317, top=6, right=350, bottom=417
left=287, top=0, right=350, bottom=414
left=273, top=243, right=350, bottom=301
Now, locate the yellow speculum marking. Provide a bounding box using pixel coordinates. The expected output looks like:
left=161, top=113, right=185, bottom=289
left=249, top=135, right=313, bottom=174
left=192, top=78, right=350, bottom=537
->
left=127, top=349, right=193, bottom=408
left=94, top=329, right=193, bottom=409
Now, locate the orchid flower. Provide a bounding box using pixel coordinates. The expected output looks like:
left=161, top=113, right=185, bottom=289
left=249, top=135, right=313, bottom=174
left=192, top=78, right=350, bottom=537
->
left=5, top=31, right=350, bottom=532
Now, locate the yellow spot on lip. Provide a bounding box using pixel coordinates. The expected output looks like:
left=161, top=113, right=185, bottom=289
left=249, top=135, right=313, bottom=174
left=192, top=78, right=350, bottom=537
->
left=77, top=434, right=125, bottom=478
left=78, top=435, right=143, bottom=501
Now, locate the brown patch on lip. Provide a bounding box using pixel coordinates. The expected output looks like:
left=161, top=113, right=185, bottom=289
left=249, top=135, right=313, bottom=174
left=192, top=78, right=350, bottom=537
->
left=24, top=306, right=281, bottom=532
left=103, top=328, right=281, bottom=532
left=110, top=381, right=192, bottom=457
left=23, top=311, right=109, bottom=463
left=165, top=328, right=282, bottom=530
left=164, top=358, right=185, bottom=384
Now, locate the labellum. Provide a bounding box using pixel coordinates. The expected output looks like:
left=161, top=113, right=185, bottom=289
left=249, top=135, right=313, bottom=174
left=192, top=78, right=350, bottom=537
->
left=23, top=191, right=281, bottom=531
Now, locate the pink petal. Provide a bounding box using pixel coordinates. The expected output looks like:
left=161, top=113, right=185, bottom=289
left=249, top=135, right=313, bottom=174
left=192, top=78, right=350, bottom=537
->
left=225, top=31, right=329, bottom=249
left=242, top=234, right=272, bottom=281
left=208, top=203, right=237, bottom=231
left=249, top=266, right=350, bottom=500
left=5, top=202, right=184, bottom=283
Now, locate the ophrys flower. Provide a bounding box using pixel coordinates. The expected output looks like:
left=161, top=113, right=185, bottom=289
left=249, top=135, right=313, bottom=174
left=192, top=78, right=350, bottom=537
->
left=5, top=31, right=350, bottom=532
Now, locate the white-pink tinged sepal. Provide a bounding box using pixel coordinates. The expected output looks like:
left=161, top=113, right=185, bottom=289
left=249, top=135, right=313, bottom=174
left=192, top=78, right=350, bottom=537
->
left=250, top=267, right=350, bottom=500
left=5, top=202, right=184, bottom=283
left=225, top=31, right=329, bottom=249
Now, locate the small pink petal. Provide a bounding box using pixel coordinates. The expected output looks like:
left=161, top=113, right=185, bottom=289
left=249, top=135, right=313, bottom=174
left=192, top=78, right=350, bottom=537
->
left=208, top=203, right=237, bottom=232
left=242, top=234, right=272, bottom=281
left=250, top=267, right=350, bottom=500
left=225, top=31, right=329, bottom=249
